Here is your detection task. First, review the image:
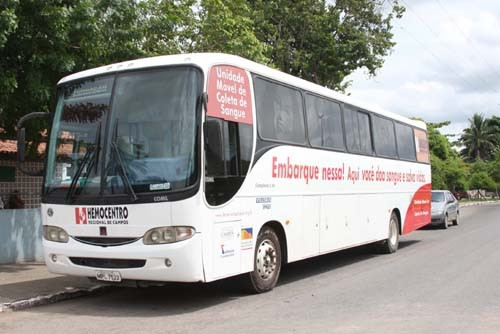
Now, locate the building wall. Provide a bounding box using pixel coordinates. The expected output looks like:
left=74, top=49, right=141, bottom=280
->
left=0, top=209, right=43, bottom=264
left=0, top=159, right=43, bottom=209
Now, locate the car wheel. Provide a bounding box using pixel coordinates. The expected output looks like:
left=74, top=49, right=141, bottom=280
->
left=376, top=212, right=399, bottom=254
left=245, top=227, right=282, bottom=293
left=452, top=212, right=459, bottom=226
left=442, top=214, right=448, bottom=229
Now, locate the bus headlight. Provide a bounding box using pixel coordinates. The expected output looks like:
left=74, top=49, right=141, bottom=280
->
left=43, top=226, right=69, bottom=243
left=143, top=226, right=195, bottom=245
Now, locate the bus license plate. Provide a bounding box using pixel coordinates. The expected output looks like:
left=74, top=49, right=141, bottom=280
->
left=95, top=270, right=122, bottom=282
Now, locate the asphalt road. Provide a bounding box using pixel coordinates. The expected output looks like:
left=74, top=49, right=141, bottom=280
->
left=1, top=203, right=500, bottom=334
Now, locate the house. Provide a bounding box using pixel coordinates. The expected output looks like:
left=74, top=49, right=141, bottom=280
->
left=0, top=139, right=43, bottom=209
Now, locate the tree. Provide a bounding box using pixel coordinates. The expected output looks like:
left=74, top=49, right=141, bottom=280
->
left=427, top=121, right=468, bottom=191
left=248, top=0, right=404, bottom=90
left=1, top=0, right=405, bottom=152
left=469, top=171, right=496, bottom=192
left=193, top=0, right=268, bottom=62
left=0, top=1, right=150, bottom=147
left=459, top=113, right=497, bottom=161
left=138, top=0, right=197, bottom=55
left=487, top=115, right=500, bottom=147
left=0, top=0, right=77, bottom=147
left=428, top=121, right=451, bottom=160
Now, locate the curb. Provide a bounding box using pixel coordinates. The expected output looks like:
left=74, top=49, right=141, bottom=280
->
left=459, top=200, right=500, bottom=208
left=0, top=285, right=110, bottom=312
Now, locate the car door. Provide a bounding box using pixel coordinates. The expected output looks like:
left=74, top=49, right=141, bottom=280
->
left=451, top=192, right=459, bottom=219
left=446, top=192, right=458, bottom=219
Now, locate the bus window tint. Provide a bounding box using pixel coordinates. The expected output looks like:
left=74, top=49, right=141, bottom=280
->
left=305, top=95, right=344, bottom=150
left=357, top=112, right=372, bottom=154
left=238, top=124, right=253, bottom=175
left=344, top=106, right=372, bottom=154
left=205, top=117, right=253, bottom=206
left=373, top=115, right=397, bottom=158
left=344, top=106, right=361, bottom=152
left=254, top=77, right=305, bottom=144
left=395, top=123, right=416, bottom=161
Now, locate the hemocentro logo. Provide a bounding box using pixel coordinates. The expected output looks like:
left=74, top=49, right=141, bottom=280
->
left=75, top=208, right=87, bottom=224
left=74, top=206, right=129, bottom=225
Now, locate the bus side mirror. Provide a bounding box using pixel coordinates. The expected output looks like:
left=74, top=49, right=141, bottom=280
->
left=16, top=112, right=51, bottom=176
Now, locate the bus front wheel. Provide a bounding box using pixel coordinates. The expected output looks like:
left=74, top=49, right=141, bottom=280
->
left=246, top=227, right=282, bottom=293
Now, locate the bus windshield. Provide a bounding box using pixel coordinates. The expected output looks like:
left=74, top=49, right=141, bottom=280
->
left=45, top=67, right=202, bottom=202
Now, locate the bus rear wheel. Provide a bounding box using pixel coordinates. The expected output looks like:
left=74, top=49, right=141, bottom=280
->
left=376, top=212, right=399, bottom=254
left=246, top=227, right=282, bottom=293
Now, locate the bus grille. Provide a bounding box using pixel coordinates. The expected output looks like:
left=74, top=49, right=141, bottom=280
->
left=69, top=257, right=146, bottom=269
left=73, top=237, right=140, bottom=247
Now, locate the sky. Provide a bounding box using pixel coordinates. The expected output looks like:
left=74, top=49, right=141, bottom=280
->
left=345, top=0, right=500, bottom=139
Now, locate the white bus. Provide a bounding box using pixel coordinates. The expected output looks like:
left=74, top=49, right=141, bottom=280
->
left=18, top=53, right=431, bottom=292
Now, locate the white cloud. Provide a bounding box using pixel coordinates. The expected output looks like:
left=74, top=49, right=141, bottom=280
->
left=345, top=0, right=500, bottom=136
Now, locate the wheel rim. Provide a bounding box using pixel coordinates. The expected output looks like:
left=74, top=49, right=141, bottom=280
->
left=256, top=239, right=277, bottom=280
left=389, top=218, right=398, bottom=247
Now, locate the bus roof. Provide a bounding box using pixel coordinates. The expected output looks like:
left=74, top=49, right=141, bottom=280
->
left=58, top=53, right=426, bottom=130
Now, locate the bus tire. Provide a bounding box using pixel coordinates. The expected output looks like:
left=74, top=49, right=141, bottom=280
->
left=246, top=227, right=282, bottom=293
left=377, top=212, right=399, bottom=254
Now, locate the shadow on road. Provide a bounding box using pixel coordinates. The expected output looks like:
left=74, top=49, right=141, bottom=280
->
left=0, top=264, right=39, bottom=274
left=30, top=240, right=420, bottom=318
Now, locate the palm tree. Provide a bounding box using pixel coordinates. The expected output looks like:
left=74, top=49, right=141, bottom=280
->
left=487, top=115, right=500, bottom=146
left=459, top=113, right=497, bottom=161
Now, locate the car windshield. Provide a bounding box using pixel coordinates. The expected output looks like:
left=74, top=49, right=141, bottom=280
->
left=44, top=67, right=202, bottom=202
left=431, top=192, right=445, bottom=202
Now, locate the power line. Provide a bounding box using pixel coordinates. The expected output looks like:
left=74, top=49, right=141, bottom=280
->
left=380, top=0, right=499, bottom=127
left=434, top=0, right=500, bottom=81
left=393, top=23, right=479, bottom=93
left=396, top=0, right=498, bottom=94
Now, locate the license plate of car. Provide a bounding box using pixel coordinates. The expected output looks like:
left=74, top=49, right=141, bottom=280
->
left=95, top=270, right=122, bottom=282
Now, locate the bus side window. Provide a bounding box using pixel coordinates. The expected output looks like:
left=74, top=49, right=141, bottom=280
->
left=205, top=117, right=253, bottom=206
left=414, top=128, right=430, bottom=163
left=373, top=115, right=397, bottom=158
left=205, top=118, right=225, bottom=176
left=395, top=123, right=416, bottom=161
left=344, top=106, right=372, bottom=154
left=344, top=106, right=361, bottom=152
left=253, top=77, right=305, bottom=144
left=305, top=94, right=345, bottom=150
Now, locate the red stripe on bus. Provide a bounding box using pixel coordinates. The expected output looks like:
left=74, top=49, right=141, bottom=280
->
left=402, top=183, right=431, bottom=234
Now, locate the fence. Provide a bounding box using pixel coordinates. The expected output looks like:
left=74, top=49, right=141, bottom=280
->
left=0, top=159, right=43, bottom=208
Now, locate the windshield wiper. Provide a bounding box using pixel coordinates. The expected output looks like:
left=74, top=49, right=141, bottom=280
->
left=65, top=146, right=96, bottom=203
left=65, top=122, right=101, bottom=203
left=111, top=142, right=138, bottom=202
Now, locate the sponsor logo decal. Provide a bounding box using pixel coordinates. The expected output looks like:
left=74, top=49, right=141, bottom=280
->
left=74, top=206, right=129, bottom=225
left=220, top=244, right=235, bottom=257
left=241, top=228, right=253, bottom=240
left=241, top=227, right=253, bottom=250
left=220, top=227, right=235, bottom=240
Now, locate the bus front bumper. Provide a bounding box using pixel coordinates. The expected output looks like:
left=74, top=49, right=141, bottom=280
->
left=43, top=233, right=205, bottom=283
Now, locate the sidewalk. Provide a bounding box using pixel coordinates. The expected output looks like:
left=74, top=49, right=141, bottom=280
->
left=0, top=263, right=104, bottom=312
left=459, top=199, right=500, bottom=208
